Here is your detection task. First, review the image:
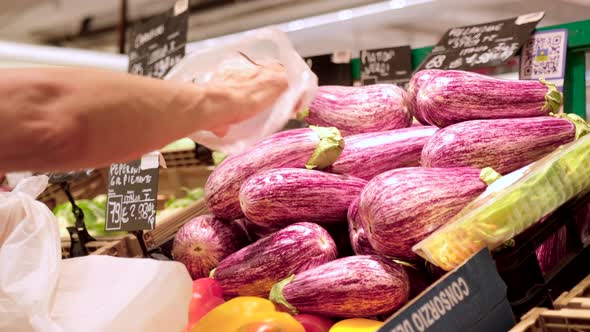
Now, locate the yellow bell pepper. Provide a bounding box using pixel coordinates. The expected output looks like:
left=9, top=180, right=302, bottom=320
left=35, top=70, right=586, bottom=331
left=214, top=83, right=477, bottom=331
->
left=191, top=297, right=305, bottom=332
left=329, top=318, right=383, bottom=332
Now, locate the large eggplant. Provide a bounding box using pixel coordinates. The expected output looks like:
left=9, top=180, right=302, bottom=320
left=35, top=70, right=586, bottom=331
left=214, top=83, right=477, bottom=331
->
left=360, top=167, right=494, bottom=260
left=415, top=70, right=563, bottom=127
left=211, top=222, right=337, bottom=298
left=270, top=255, right=409, bottom=317
left=300, top=85, right=412, bottom=135
left=327, top=126, right=438, bottom=180
left=172, top=215, right=250, bottom=280
left=348, top=198, right=432, bottom=299
left=406, top=70, right=443, bottom=125
left=422, top=115, right=590, bottom=174
left=205, top=127, right=344, bottom=220
left=240, top=168, right=366, bottom=228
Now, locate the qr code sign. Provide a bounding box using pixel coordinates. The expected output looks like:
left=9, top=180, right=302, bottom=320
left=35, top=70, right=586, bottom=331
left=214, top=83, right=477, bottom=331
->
left=520, top=29, right=568, bottom=80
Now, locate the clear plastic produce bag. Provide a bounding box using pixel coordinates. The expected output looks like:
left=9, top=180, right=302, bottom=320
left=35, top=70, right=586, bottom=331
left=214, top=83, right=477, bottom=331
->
left=414, top=134, right=590, bottom=271
left=165, top=28, right=318, bottom=154
left=0, top=176, right=192, bottom=332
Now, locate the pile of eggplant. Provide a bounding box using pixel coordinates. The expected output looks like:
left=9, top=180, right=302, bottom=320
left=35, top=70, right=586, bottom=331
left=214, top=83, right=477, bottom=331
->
left=172, top=69, right=589, bottom=321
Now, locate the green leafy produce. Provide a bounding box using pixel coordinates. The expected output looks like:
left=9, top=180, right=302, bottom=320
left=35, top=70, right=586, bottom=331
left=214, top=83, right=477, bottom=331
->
left=212, top=151, right=228, bottom=166
left=53, top=197, right=124, bottom=238
left=157, top=187, right=205, bottom=220
left=414, top=132, right=590, bottom=270
left=54, top=187, right=204, bottom=236
left=161, top=138, right=196, bottom=152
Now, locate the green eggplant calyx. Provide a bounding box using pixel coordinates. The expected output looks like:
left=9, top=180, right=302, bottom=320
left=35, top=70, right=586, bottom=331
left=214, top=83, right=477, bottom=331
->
left=540, top=78, right=563, bottom=113
left=306, top=126, right=344, bottom=170
left=556, top=113, right=590, bottom=140
left=209, top=268, right=216, bottom=279
left=480, top=167, right=502, bottom=186
left=269, top=274, right=298, bottom=315
left=296, top=108, right=310, bottom=121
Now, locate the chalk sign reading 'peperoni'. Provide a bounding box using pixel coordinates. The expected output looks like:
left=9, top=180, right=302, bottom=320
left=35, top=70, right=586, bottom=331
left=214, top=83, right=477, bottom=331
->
left=380, top=249, right=514, bottom=332
left=106, top=158, right=159, bottom=232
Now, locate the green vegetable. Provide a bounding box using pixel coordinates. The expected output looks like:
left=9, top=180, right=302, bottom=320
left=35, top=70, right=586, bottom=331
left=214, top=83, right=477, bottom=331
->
left=53, top=199, right=124, bottom=237
left=212, top=151, right=229, bottom=166
left=414, top=131, right=590, bottom=270
left=161, top=138, right=196, bottom=152
left=54, top=186, right=205, bottom=235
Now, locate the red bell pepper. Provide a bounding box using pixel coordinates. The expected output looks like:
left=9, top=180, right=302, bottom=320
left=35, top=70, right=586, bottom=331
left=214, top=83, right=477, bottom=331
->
left=184, top=278, right=225, bottom=332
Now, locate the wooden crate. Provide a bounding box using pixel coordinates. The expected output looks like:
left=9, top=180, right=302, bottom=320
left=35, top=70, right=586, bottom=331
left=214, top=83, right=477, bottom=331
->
left=162, top=148, right=209, bottom=168
left=157, top=166, right=213, bottom=209
left=511, top=272, right=590, bottom=331
left=510, top=307, right=590, bottom=331
left=554, top=274, right=590, bottom=310
left=143, top=198, right=208, bottom=250
left=46, top=165, right=213, bottom=253
left=61, top=234, right=143, bottom=258
left=39, top=169, right=109, bottom=210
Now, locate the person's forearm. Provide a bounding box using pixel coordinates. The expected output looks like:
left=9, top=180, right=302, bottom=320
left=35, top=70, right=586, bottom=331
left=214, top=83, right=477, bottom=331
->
left=0, top=67, right=227, bottom=172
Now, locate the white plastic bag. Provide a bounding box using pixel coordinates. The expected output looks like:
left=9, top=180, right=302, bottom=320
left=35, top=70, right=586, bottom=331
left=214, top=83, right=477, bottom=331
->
left=165, top=28, right=318, bottom=154
left=0, top=175, right=192, bottom=332
left=0, top=176, right=61, bottom=332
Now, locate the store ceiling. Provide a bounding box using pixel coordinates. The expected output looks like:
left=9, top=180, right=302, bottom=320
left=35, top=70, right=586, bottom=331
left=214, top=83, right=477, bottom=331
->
left=0, top=0, right=589, bottom=56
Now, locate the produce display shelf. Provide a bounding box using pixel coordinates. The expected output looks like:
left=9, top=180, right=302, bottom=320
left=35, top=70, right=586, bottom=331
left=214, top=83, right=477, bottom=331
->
left=511, top=270, right=590, bottom=331
left=143, top=198, right=208, bottom=251
left=493, top=191, right=590, bottom=318
left=161, top=145, right=212, bottom=168
left=554, top=273, right=590, bottom=309
left=39, top=169, right=108, bottom=210
left=61, top=234, right=143, bottom=258
left=510, top=307, right=590, bottom=332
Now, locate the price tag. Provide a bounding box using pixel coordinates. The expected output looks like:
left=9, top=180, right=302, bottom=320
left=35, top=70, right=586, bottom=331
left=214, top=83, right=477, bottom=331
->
left=360, top=46, right=412, bottom=87
left=520, top=29, right=568, bottom=91
left=105, top=157, right=159, bottom=231
left=305, top=52, right=353, bottom=86
left=417, top=12, right=544, bottom=71
left=127, top=0, right=189, bottom=79
left=105, top=1, right=187, bottom=232
left=379, top=249, right=514, bottom=332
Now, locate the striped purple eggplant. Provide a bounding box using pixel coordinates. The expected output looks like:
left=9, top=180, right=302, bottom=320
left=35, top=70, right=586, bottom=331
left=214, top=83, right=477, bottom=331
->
left=360, top=167, right=493, bottom=260
left=536, top=217, right=568, bottom=276
left=406, top=70, right=443, bottom=125
left=422, top=115, right=590, bottom=174
left=415, top=70, right=563, bottom=127
left=211, top=222, right=337, bottom=298
left=269, top=255, right=409, bottom=317
left=240, top=168, right=367, bottom=228
left=205, top=127, right=344, bottom=220
left=348, top=198, right=433, bottom=299
left=327, top=126, right=438, bottom=180
left=347, top=197, right=377, bottom=255
left=300, top=84, right=412, bottom=135
left=172, top=215, right=250, bottom=280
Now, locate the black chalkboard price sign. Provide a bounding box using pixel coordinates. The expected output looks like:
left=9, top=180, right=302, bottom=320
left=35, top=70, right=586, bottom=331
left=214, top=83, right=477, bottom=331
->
left=106, top=157, right=160, bottom=232
left=360, top=46, right=412, bottom=86
left=105, top=1, right=188, bottom=232
left=127, top=0, right=189, bottom=79
left=417, top=12, right=544, bottom=72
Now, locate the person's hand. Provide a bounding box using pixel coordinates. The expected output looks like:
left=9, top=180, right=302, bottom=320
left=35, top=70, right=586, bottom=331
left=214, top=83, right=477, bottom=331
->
left=206, top=58, right=288, bottom=137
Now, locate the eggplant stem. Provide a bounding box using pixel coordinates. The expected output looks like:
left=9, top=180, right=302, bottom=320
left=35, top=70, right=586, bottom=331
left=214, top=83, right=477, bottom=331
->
left=268, top=274, right=298, bottom=315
